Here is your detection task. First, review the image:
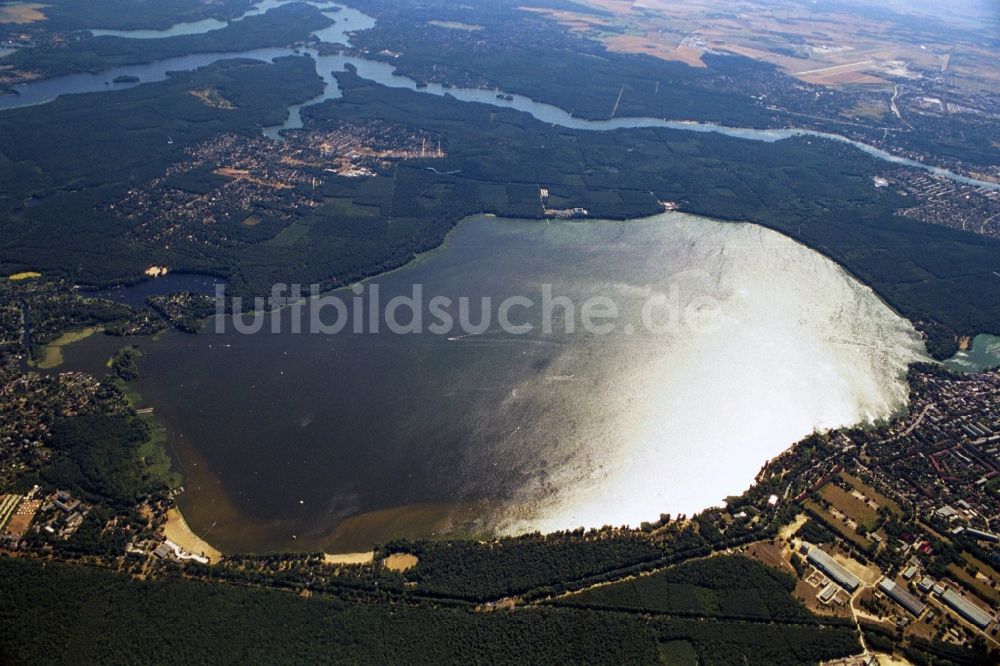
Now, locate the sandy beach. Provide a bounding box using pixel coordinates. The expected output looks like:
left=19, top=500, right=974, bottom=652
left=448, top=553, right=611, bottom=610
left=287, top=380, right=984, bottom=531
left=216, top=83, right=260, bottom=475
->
left=323, top=551, right=375, bottom=565
left=163, top=507, right=221, bottom=563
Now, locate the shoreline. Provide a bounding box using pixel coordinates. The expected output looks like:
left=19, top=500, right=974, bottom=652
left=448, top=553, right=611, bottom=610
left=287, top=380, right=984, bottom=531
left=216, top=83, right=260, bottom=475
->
left=166, top=504, right=379, bottom=565
left=145, top=213, right=929, bottom=555
left=30, top=216, right=973, bottom=557
left=162, top=507, right=221, bottom=563
left=66, top=208, right=995, bottom=362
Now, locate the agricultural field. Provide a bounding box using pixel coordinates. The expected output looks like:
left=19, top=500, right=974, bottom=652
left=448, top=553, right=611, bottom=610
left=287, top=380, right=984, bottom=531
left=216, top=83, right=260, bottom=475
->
left=802, top=499, right=872, bottom=552
left=819, top=484, right=879, bottom=531
left=840, top=472, right=902, bottom=517
left=0, top=3, right=46, bottom=25
left=547, top=0, right=999, bottom=93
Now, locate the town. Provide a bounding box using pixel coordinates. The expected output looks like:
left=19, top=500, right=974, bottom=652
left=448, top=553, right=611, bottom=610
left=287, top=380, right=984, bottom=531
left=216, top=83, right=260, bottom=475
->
left=879, top=168, right=1000, bottom=239
left=108, top=119, right=444, bottom=250
left=750, top=364, right=1000, bottom=657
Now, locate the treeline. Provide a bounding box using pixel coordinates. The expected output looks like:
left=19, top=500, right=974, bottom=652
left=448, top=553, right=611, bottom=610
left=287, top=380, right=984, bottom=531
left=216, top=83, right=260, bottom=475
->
left=0, top=557, right=862, bottom=665
left=383, top=532, right=668, bottom=602
left=795, top=518, right=835, bottom=545
left=385, top=510, right=779, bottom=603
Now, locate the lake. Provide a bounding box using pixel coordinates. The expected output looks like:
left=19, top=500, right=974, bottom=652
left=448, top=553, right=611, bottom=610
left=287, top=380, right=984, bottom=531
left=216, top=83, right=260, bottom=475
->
left=945, top=334, right=1000, bottom=372
left=61, top=213, right=927, bottom=553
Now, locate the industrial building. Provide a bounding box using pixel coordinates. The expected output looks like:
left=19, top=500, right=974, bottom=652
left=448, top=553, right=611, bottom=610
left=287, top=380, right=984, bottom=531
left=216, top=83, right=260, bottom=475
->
left=957, top=527, right=1000, bottom=543
left=877, top=578, right=926, bottom=617
left=806, top=546, right=861, bottom=592
left=939, top=587, right=992, bottom=629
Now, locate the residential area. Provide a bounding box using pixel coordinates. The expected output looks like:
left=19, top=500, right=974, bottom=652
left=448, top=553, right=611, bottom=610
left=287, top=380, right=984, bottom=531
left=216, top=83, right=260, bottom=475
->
left=744, top=364, right=1000, bottom=658
left=110, top=119, right=445, bottom=250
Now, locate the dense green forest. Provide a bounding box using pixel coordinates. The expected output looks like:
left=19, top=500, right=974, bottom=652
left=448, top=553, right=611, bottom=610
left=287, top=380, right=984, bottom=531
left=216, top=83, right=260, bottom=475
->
left=554, top=555, right=813, bottom=622
left=42, top=412, right=164, bottom=511
left=0, top=557, right=862, bottom=665
left=3, top=3, right=331, bottom=80
left=383, top=533, right=670, bottom=601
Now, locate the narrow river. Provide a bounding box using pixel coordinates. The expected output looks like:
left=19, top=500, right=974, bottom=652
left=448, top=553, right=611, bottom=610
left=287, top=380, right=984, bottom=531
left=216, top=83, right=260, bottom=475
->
left=0, top=0, right=996, bottom=191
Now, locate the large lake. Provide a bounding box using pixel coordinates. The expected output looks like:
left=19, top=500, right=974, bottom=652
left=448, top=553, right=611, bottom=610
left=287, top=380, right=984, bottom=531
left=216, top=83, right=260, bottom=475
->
left=63, top=213, right=926, bottom=552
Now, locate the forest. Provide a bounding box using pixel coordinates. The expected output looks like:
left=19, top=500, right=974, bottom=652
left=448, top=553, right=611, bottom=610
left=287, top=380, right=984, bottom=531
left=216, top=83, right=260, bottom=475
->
left=1, top=21, right=997, bottom=356
left=860, top=621, right=993, bottom=666
left=0, top=0, right=254, bottom=34
left=2, top=3, right=331, bottom=80
left=42, top=412, right=163, bottom=511
left=0, top=556, right=862, bottom=665
left=554, top=555, right=814, bottom=622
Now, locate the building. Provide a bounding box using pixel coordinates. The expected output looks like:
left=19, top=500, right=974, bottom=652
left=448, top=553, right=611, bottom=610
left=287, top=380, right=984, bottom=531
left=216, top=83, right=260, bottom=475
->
left=819, top=582, right=838, bottom=604
left=807, top=546, right=861, bottom=592
left=878, top=578, right=926, bottom=617
left=939, top=587, right=993, bottom=629
left=52, top=490, right=81, bottom=514
left=935, top=505, right=958, bottom=520
left=962, top=527, right=999, bottom=543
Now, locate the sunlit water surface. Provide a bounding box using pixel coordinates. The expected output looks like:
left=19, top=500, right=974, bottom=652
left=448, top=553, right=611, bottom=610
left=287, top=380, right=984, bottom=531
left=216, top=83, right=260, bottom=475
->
left=65, top=213, right=926, bottom=552
left=14, top=0, right=937, bottom=552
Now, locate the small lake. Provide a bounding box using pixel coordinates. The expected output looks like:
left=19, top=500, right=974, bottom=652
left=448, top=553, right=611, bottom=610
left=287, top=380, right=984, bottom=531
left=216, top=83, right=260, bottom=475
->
left=945, top=334, right=1000, bottom=372
left=83, top=273, right=222, bottom=310
left=62, top=213, right=927, bottom=553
